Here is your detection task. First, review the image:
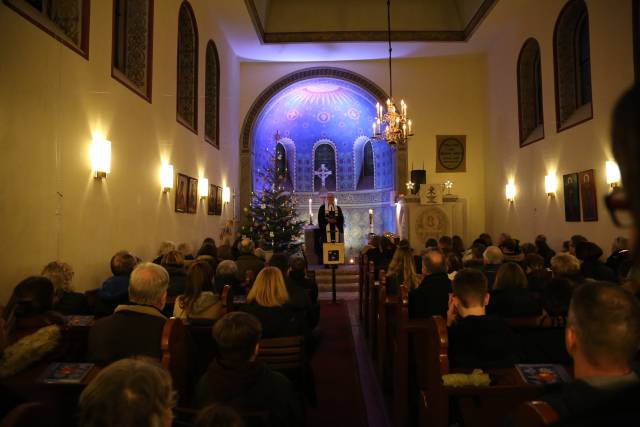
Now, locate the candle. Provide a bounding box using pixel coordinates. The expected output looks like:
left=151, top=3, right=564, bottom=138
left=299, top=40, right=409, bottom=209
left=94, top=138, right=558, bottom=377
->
left=402, top=123, right=406, bottom=137
left=408, top=120, right=412, bottom=134
left=368, top=209, right=374, bottom=233
left=372, top=122, right=377, bottom=136
left=308, top=198, right=312, bottom=215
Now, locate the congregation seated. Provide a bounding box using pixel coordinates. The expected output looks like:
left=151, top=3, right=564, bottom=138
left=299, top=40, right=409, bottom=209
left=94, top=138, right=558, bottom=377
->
left=539, top=278, right=572, bottom=326
left=535, top=234, right=556, bottom=268
left=551, top=253, right=587, bottom=289
left=178, top=242, right=196, bottom=261
left=462, top=239, right=486, bottom=268
left=267, top=253, right=311, bottom=311
left=153, top=240, right=176, bottom=265
left=288, top=256, right=320, bottom=330
left=487, top=262, right=541, bottom=318
left=239, top=267, right=304, bottom=338
left=0, top=276, right=64, bottom=377
left=78, top=358, right=175, bottom=427
left=501, top=238, right=524, bottom=263
left=424, top=238, right=438, bottom=249
left=216, top=238, right=235, bottom=262
left=365, top=235, right=395, bottom=278
left=606, top=236, right=631, bottom=278
left=197, top=242, right=219, bottom=272
left=409, top=249, right=451, bottom=319
left=235, top=239, right=264, bottom=286
left=482, top=245, right=504, bottom=290
left=451, top=235, right=465, bottom=259
left=214, top=260, right=244, bottom=295
left=88, top=263, right=169, bottom=364
left=539, top=282, right=640, bottom=425
left=446, top=252, right=463, bottom=281
left=195, top=312, right=303, bottom=426
left=437, top=235, right=453, bottom=257
left=41, top=261, right=89, bottom=315
left=161, top=250, right=188, bottom=296
left=520, top=242, right=537, bottom=256
left=575, top=241, right=617, bottom=283
left=446, top=269, right=517, bottom=369
left=96, top=250, right=138, bottom=316
left=174, top=260, right=223, bottom=321
left=386, top=240, right=420, bottom=296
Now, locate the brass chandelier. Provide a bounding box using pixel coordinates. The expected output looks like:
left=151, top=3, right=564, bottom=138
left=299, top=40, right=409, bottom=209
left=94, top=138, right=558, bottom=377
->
left=372, top=0, right=413, bottom=147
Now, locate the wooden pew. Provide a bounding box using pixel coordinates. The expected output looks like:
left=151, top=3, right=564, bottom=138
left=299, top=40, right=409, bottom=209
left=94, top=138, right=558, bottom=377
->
left=173, top=406, right=272, bottom=427
left=363, top=261, right=374, bottom=339
left=367, top=270, right=386, bottom=359
left=415, top=316, right=544, bottom=427
left=160, top=318, right=189, bottom=402
left=375, top=277, right=400, bottom=386
left=220, top=285, right=233, bottom=315
left=0, top=402, right=50, bottom=427
left=358, top=254, right=366, bottom=320
left=512, top=401, right=559, bottom=427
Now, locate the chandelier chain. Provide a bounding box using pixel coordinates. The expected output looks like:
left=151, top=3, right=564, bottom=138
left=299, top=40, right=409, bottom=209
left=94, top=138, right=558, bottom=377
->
left=387, top=0, right=393, bottom=98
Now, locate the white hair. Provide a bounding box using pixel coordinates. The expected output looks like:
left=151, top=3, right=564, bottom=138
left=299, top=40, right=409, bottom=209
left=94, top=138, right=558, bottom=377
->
left=129, top=263, right=169, bottom=306
left=483, top=246, right=504, bottom=265
left=216, top=260, right=238, bottom=276
left=157, top=241, right=176, bottom=257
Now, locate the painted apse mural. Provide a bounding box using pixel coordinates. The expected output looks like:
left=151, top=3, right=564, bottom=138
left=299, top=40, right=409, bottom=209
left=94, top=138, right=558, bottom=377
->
left=250, top=77, right=397, bottom=257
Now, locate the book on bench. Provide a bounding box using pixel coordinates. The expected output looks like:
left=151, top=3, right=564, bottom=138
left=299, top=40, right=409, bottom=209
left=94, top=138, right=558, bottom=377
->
left=515, top=364, right=571, bottom=385
left=40, top=363, right=94, bottom=384
left=64, top=315, right=95, bottom=327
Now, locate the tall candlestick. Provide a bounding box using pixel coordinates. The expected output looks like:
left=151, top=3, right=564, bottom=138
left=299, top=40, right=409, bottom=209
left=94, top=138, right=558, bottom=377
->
left=308, top=198, right=313, bottom=225
left=372, top=122, right=376, bottom=137
left=368, top=208, right=373, bottom=234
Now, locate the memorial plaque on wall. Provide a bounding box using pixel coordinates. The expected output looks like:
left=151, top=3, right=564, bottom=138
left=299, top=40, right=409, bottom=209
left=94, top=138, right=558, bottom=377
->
left=436, top=135, right=466, bottom=173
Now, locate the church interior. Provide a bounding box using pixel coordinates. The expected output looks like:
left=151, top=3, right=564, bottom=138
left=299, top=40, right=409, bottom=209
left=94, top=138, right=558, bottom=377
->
left=1, top=0, right=640, bottom=426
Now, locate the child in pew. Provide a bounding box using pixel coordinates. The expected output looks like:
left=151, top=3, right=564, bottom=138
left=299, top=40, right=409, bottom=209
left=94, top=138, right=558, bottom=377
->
left=446, top=269, right=518, bottom=369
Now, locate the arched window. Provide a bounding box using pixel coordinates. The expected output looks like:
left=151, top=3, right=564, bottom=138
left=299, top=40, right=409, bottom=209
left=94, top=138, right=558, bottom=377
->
left=357, top=141, right=375, bottom=189
left=112, top=0, right=154, bottom=101
left=554, top=0, right=593, bottom=131
left=205, top=40, right=220, bottom=147
left=4, top=0, right=90, bottom=58
left=275, top=143, right=287, bottom=177
left=313, top=143, right=337, bottom=192
left=517, top=38, right=544, bottom=146
left=176, top=1, right=198, bottom=133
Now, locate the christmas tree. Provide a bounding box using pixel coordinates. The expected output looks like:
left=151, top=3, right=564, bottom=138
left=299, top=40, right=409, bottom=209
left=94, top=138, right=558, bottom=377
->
left=240, top=145, right=306, bottom=253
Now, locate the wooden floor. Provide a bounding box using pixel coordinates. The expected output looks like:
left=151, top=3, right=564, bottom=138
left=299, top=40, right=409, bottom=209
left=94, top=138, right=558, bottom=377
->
left=319, top=291, right=391, bottom=427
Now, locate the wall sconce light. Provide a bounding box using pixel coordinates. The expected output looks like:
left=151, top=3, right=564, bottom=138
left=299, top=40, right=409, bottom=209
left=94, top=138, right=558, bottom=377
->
left=606, top=161, right=621, bottom=188
left=198, top=178, right=209, bottom=199
left=160, top=164, right=174, bottom=193
left=91, top=136, right=111, bottom=179
left=222, top=186, right=231, bottom=204
left=505, top=183, right=516, bottom=203
left=544, top=174, right=557, bottom=197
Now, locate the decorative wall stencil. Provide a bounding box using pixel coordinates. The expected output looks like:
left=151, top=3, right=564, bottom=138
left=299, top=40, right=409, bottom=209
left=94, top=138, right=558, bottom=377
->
left=436, top=135, right=466, bottom=172
left=563, top=173, right=581, bottom=222
left=579, top=169, right=598, bottom=221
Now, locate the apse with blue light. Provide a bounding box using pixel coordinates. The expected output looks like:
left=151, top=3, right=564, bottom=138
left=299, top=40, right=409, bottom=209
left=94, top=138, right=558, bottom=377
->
left=252, top=77, right=394, bottom=194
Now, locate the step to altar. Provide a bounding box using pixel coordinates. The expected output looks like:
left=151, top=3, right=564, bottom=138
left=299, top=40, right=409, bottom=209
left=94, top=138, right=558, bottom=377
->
left=309, top=265, right=360, bottom=292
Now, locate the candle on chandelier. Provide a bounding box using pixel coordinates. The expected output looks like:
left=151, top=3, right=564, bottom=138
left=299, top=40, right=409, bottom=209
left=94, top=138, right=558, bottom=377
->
left=402, top=123, right=407, bottom=137
left=408, top=120, right=412, bottom=134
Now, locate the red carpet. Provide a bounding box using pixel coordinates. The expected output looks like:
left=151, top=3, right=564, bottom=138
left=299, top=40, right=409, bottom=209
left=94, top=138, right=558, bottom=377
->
left=306, top=301, right=367, bottom=427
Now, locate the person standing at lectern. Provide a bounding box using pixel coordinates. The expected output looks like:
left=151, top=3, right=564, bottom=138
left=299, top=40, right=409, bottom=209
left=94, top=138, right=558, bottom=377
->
left=317, top=193, right=344, bottom=243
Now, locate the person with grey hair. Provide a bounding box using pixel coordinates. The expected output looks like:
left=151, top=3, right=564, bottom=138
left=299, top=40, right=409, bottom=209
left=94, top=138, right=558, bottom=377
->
left=482, top=246, right=504, bottom=290
left=88, top=263, right=169, bottom=364
left=235, top=239, right=264, bottom=286
left=78, top=358, right=175, bottom=427
left=153, top=241, right=176, bottom=264
left=214, top=260, right=243, bottom=294
left=409, top=249, right=451, bottom=319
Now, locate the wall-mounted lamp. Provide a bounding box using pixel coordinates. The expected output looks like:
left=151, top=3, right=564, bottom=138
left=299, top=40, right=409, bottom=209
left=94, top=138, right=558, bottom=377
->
left=198, top=178, right=209, bottom=199
left=222, top=186, right=231, bottom=204
left=606, top=161, right=621, bottom=188
left=505, top=183, right=516, bottom=203
left=544, top=174, right=557, bottom=197
left=160, top=164, right=174, bottom=193
left=91, top=136, right=111, bottom=179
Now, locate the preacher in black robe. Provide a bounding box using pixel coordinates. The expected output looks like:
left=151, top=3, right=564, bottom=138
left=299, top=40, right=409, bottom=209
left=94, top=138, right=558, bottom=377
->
left=317, top=194, right=344, bottom=243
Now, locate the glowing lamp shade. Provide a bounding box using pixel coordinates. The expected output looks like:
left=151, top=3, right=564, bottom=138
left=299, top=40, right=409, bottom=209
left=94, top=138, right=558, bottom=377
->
left=160, top=164, right=174, bottom=192
left=545, top=174, right=557, bottom=196
left=505, top=183, right=516, bottom=202
left=91, top=137, right=111, bottom=178
left=198, top=178, right=209, bottom=199
left=222, top=186, right=231, bottom=203
left=606, top=161, right=621, bottom=187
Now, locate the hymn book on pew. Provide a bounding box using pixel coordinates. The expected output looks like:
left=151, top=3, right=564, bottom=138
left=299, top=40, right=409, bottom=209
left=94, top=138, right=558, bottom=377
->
left=64, top=315, right=95, bottom=327
left=40, top=363, right=94, bottom=384
left=515, top=364, right=571, bottom=385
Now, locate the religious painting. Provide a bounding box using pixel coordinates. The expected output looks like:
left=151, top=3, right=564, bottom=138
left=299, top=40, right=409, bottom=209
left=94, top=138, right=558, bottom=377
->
left=420, top=183, right=443, bottom=205
left=208, top=184, right=217, bottom=215
left=188, top=177, right=198, bottom=214
left=579, top=169, right=598, bottom=221
left=563, top=173, right=581, bottom=222
left=436, top=135, right=466, bottom=173
left=175, top=173, right=189, bottom=213
left=216, top=186, right=223, bottom=215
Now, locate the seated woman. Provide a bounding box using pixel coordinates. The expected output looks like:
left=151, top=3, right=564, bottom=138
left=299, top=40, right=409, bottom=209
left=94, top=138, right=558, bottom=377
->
left=239, top=267, right=304, bottom=338
left=487, top=262, right=541, bottom=318
left=0, top=277, right=64, bottom=378
left=41, top=261, right=89, bottom=315
left=173, top=261, right=223, bottom=321
left=385, top=240, right=420, bottom=295
left=153, top=240, right=176, bottom=264
left=161, top=250, right=187, bottom=296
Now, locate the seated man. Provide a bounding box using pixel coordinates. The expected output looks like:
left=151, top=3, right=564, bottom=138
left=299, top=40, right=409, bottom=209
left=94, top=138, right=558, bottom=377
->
left=447, top=268, right=517, bottom=369
left=540, top=282, right=640, bottom=425
left=96, top=250, right=138, bottom=316
left=235, top=239, right=264, bottom=285
left=88, top=263, right=169, bottom=364
left=289, top=256, right=320, bottom=330
left=482, top=246, right=504, bottom=290
left=409, top=249, right=451, bottom=319
left=195, top=312, right=303, bottom=427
